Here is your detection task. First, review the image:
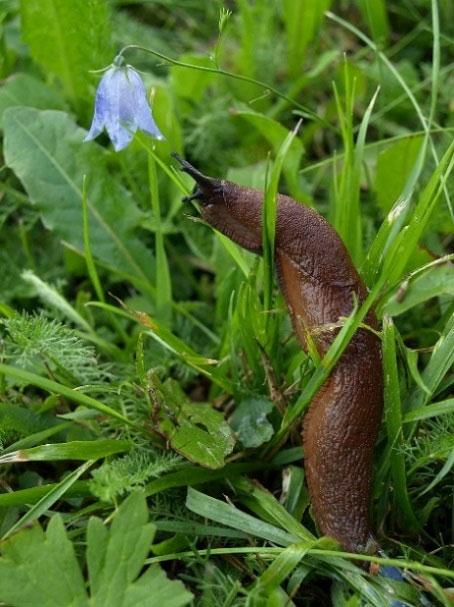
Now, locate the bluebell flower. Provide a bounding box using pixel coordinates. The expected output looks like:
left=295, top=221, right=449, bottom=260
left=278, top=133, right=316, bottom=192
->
left=85, top=62, right=164, bottom=151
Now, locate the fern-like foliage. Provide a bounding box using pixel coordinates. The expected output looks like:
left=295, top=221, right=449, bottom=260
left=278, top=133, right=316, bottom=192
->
left=1, top=312, right=110, bottom=385
left=89, top=446, right=182, bottom=502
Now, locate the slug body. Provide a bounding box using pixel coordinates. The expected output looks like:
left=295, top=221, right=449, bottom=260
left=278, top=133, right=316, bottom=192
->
left=175, top=155, right=383, bottom=553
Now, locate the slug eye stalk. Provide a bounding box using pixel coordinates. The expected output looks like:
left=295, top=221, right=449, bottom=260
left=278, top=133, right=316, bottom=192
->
left=172, top=153, right=223, bottom=205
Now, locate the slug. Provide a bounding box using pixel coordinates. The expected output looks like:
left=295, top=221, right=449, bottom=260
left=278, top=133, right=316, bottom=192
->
left=173, top=153, right=383, bottom=554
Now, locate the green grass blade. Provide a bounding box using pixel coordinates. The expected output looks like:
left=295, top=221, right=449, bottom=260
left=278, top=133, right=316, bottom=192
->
left=186, top=488, right=298, bottom=546
left=21, top=270, right=91, bottom=332
left=0, top=481, right=90, bottom=508
left=262, top=120, right=302, bottom=327
left=0, top=363, right=134, bottom=426
left=0, top=440, right=130, bottom=464
left=252, top=541, right=314, bottom=600
left=282, top=0, right=331, bottom=76
left=326, top=9, right=453, bottom=220
left=232, top=477, right=314, bottom=542
left=417, top=450, right=454, bottom=498
left=361, top=138, right=428, bottom=285
left=87, top=301, right=230, bottom=391
left=403, top=398, right=454, bottom=423
left=382, top=316, right=421, bottom=532
left=2, top=460, right=94, bottom=540
left=382, top=141, right=454, bottom=287
left=358, top=0, right=390, bottom=47
left=407, top=312, right=454, bottom=411
left=82, top=174, right=104, bottom=303
left=145, top=462, right=272, bottom=497
left=148, top=154, right=172, bottom=326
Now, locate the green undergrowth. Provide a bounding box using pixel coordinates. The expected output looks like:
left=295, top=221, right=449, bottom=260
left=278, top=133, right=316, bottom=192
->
left=0, top=1, right=453, bottom=606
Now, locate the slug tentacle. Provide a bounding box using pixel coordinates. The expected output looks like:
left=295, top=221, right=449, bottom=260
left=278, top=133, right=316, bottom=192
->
left=176, top=155, right=383, bottom=554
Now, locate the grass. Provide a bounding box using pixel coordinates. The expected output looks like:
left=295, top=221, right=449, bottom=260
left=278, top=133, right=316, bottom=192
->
left=0, top=1, right=453, bottom=606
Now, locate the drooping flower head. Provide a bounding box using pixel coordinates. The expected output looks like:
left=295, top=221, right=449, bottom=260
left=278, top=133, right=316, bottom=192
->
left=85, top=57, right=164, bottom=151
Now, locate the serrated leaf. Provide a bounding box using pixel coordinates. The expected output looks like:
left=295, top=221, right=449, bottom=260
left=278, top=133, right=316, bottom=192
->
left=89, top=492, right=156, bottom=605
left=0, top=516, right=88, bottom=606
left=20, top=0, right=112, bottom=115
left=0, top=492, right=193, bottom=607
left=153, top=377, right=235, bottom=469
left=230, top=397, right=274, bottom=448
left=3, top=107, right=153, bottom=291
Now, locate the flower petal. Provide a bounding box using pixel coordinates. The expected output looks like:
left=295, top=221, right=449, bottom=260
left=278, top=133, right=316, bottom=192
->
left=84, top=63, right=164, bottom=150
left=124, top=67, right=164, bottom=140
left=105, top=120, right=135, bottom=152
left=84, top=68, right=115, bottom=141
left=136, top=96, right=164, bottom=139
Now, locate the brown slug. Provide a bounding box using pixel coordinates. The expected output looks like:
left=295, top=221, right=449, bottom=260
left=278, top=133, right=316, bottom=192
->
left=173, top=153, right=383, bottom=554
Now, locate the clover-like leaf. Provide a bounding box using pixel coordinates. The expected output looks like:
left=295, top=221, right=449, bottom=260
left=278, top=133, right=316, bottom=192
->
left=152, top=376, right=235, bottom=469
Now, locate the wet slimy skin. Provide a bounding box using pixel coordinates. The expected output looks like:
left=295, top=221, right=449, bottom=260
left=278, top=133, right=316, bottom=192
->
left=174, top=154, right=383, bottom=553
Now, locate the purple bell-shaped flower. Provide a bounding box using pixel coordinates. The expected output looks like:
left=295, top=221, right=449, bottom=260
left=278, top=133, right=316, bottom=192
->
left=85, top=60, right=164, bottom=151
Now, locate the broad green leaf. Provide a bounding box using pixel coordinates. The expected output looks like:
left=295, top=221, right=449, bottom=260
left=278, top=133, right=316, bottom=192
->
left=0, top=492, right=193, bottom=607
left=0, top=439, right=130, bottom=464
left=382, top=140, right=454, bottom=287
left=89, top=493, right=191, bottom=606
left=233, top=111, right=306, bottom=201
left=282, top=0, right=331, bottom=76
left=357, top=0, right=390, bottom=46
left=0, top=73, right=64, bottom=127
left=0, top=516, right=87, bottom=606
left=3, top=107, right=154, bottom=291
left=170, top=53, right=214, bottom=102
left=229, top=396, right=274, bottom=448
left=375, top=136, right=423, bottom=213
left=383, top=262, right=454, bottom=316
left=152, top=377, right=235, bottom=469
left=20, top=0, right=112, bottom=116
left=87, top=492, right=153, bottom=605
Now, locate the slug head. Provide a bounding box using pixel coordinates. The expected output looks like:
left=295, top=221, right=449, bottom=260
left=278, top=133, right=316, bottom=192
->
left=172, top=153, right=263, bottom=253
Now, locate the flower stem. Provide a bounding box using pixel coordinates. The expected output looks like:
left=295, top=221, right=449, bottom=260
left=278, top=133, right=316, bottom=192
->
left=148, top=154, right=172, bottom=327
left=117, top=44, right=327, bottom=127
